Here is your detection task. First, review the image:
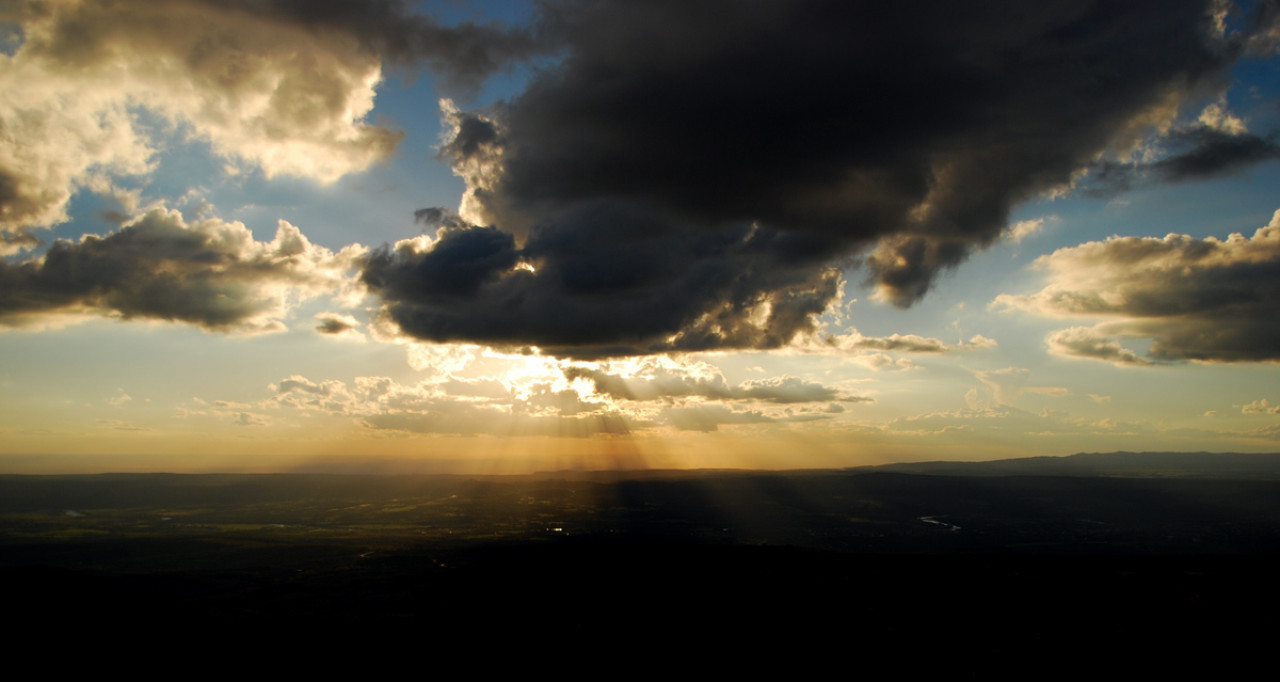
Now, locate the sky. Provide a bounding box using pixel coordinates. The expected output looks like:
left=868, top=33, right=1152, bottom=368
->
left=2, top=0, right=1280, bottom=474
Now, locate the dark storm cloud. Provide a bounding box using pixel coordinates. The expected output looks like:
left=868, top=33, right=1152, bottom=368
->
left=363, top=224, right=519, bottom=299
left=475, top=1, right=1247, bottom=283
left=0, top=210, right=358, bottom=333
left=363, top=202, right=842, bottom=357
left=996, top=210, right=1280, bottom=363
left=366, top=0, right=1275, bottom=355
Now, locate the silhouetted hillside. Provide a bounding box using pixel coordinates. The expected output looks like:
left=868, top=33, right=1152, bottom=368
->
left=858, top=450, right=1280, bottom=478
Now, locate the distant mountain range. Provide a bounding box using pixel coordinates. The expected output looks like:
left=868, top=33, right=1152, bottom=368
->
left=855, top=451, right=1280, bottom=478
left=4, top=450, right=1280, bottom=481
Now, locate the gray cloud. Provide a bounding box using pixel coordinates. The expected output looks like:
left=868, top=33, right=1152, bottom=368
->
left=737, top=377, right=845, bottom=404
left=0, top=170, right=45, bottom=255
left=315, top=312, right=361, bottom=336
left=362, top=407, right=630, bottom=438
left=995, top=209, right=1280, bottom=363
left=1084, top=127, right=1280, bottom=195
left=662, top=405, right=773, bottom=433
left=829, top=331, right=996, bottom=354
left=563, top=367, right=847, bottom=404
left=0, top=210, right=361, bottom=333
left=3, top=0, right=548, bottom=94
left=0, top=232, right=40, bottom=257
left=1046, top=328, right=1153, bottom=367
left=1153, top=128, right=1280, bottom=180
left=366, top=0, right=1273, bottom=354
left=193, top=0, right=553, bottom=91
left=363, top=203, right=842, bottom=357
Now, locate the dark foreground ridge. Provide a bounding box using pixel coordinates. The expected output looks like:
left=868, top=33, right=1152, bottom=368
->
left=3, top=452, right=1279, bottom=671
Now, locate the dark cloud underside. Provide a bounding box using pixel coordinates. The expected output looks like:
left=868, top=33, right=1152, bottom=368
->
left=4, top=0, right=550, bottom=89
left=366, top=0, right=1273, bottom=356
left=999, top=211, right=1280, bottom=363
left=362, top=204, right=841, bottom=357
left=0, top=210, right=353, bottom=332
left=1084, top=128, right=1280, bottom=195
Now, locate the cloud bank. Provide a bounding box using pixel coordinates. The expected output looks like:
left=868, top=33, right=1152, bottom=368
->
left=995, top=209, right=1280, bottom=363
left=563, top=366, right=850, bottom=405
left=6, top=1, right=1278, bottom=362
left=0, top=208, right=362, bottom=333
left=0, top=0, right=545, bottom=247
left=262, top=352, right=853, bottom=437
